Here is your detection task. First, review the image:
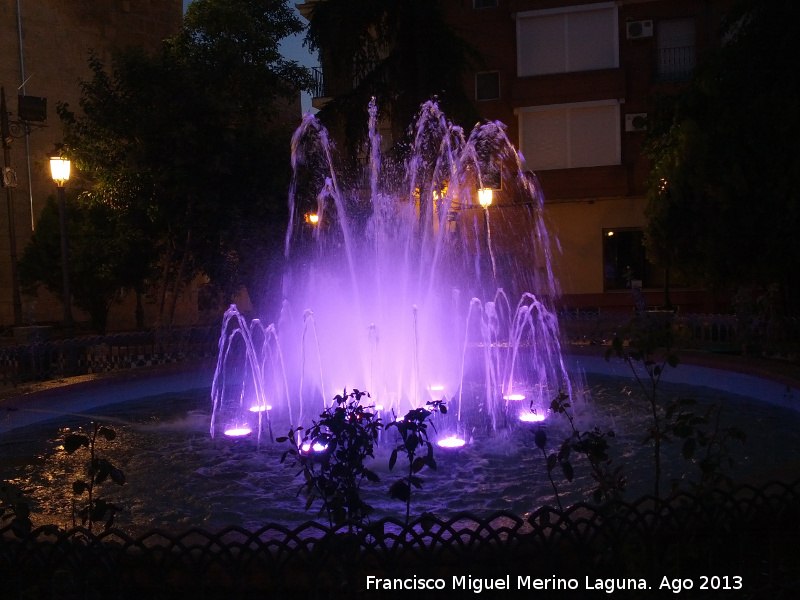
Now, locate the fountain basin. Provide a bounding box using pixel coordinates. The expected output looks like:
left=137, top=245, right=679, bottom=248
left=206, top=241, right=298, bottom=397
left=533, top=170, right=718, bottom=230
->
left=1, top=357, right=798, bottom=534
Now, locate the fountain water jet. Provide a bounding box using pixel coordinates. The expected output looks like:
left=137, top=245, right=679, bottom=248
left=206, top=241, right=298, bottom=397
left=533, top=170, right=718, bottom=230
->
left=211, top=101, right=573, bottom=442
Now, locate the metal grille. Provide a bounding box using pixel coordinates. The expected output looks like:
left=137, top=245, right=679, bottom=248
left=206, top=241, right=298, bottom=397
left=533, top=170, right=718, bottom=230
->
left=2, top=480, right=799, bottom=598
left=0, top=326, right=219, bottom=386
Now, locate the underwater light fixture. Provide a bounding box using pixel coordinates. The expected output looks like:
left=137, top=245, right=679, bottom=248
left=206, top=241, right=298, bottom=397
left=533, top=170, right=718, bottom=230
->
left=224, top=427, right=252, bottom=437
left=301, top=440, right=329, bottom=453
left=437, top=435, right=466, bottom=449
left=519, top=413, right=546, bottom=423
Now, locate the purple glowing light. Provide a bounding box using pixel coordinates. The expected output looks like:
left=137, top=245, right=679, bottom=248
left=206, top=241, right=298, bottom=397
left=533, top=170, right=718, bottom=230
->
left=437, top=435, right=466, bottom=449
left=209, top=102, right=574, bottom=442
left=519, top=413, right=546, bottom=423
left=301, top=441, right=329, bottom=453
left=249, top=404, right=272, bottom=412
left=224, top=427, right=252, bottom=437
left=503, top=394, right=526, bottom=401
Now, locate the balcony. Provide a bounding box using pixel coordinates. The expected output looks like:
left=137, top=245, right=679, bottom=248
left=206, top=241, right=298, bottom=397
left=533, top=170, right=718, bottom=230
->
left=311, top=67, right=325, bottom=99
left=655, top=45, right=696, bottom=82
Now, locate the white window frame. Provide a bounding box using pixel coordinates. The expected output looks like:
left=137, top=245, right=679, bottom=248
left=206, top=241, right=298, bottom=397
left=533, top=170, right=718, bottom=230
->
left=516, top=2, right=619, bottom=77
left=517, top=99, right=622, bottom=170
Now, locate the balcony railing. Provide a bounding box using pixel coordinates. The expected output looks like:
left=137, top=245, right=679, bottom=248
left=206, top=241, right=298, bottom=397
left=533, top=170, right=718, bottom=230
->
left=656, top=45, right=696, bottom=82
left=311, top=66, right=325, bottom=98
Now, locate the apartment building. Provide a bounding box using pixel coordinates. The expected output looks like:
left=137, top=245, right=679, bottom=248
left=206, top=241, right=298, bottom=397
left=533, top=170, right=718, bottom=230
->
left=302, top=0, right=734, bottom=313
left=0, top=1, right=183, bottom=328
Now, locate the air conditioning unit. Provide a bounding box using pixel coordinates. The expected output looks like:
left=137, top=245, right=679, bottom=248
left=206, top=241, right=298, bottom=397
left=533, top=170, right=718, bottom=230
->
left=626, top=20, right=654, bottom=40
left=625, top=113, right=648, bottom=132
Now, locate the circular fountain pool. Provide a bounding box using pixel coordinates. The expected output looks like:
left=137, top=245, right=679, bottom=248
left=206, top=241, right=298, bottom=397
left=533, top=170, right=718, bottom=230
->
left=1, top=368, right=799, bottom=534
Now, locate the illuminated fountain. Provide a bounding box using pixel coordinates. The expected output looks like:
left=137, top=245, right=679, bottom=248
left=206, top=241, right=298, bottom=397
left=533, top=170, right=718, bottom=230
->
left=211, top=101, right=573, bottom=445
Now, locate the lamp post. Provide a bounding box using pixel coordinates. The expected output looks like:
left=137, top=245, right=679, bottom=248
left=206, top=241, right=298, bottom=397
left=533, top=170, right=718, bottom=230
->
left=478, top=187, right=496, bottom=284
left=478, top=186, right=493, bottom=243
left=1, top=87, right=23, bottom=325
left=50, top=154, right=74, bottom=331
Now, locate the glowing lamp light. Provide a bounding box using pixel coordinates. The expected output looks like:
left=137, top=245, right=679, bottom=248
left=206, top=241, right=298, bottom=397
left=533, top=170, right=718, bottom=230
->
left=50, top=156, right=71, bottom=187
left=305, top=212, right=319, bottom=225
left=503, top=394, right=526, bottom=401
left=607, top=231, right=615, bottom=237
left=520, top=413, right=546, bottom=423
left=301, top=440, right=329, bottom=453
left=224, top=427, right=252, bottom=437
left=437, top=435, right=466, bottom=449
left=478, top=187, right=493, bottom=208
left=249, top=404, right=272, bottom=412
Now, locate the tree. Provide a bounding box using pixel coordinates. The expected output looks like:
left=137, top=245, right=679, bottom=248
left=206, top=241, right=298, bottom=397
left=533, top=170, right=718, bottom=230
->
left=643, top=0, right=800, bottom=313
left=306, top=0, right=480, bottom=154
left=56, top=0, right=310, bottom=326
left=20, top=194, right=151, bottom=333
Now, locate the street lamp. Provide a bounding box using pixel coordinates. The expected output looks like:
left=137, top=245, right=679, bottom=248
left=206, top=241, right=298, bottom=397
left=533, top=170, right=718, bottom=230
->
left=50, top=154, right=74, bottom=331
left=478, top=187, right=493, bottom=209
left=477, top=187, right=496, bottom=284
left=478, top=187, right=493, bottom=242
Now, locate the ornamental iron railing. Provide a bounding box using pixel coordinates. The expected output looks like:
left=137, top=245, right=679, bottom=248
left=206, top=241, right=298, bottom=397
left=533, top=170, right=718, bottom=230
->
left=560, top=310, right=800, bottom=359
left=655, top=45, right=696, bottom=82
left=1, top=480, right=799, bottom=598
left=2, top=312, right=797, bottom=387
left=0, top=326, right=219, bottom=386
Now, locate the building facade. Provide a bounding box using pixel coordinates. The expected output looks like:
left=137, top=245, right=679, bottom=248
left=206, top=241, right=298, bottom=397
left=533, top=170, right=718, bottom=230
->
left=0, top=0, right=183, bottom=329
left=302, top=0, right=734, bottom=313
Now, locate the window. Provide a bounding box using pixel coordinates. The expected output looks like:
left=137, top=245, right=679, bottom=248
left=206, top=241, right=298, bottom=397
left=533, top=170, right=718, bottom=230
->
left=473, top=0, right=497, bottom=8
left=517, top=2, right=618, bottom=77
left=519, top=100, right=620, bottom=170
left=657, top=18, right=696, bottom=81
left=603, top=229, right=656, bottom=290
left=475, top=71, right=500, bottom=101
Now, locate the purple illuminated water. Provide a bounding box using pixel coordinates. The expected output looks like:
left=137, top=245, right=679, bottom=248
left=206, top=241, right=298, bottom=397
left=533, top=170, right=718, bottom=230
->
left=211, top=102, right=571, bottom=444
left=3, top=375, right=798, bottom=533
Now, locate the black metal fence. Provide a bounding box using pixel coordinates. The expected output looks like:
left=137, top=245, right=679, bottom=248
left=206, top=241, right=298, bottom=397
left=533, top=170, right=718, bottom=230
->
left=560, top=310, right=800, bottom=359
left=1, top=480, right=799, bottom=599
left=2, top=312, right=798, bottom=388
left=0, top=327, right=220, bottom=387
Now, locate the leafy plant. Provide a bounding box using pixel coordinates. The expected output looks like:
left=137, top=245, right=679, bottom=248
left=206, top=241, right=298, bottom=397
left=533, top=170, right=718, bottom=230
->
left=62, top=423, right=126, bottom=532
left=605, top=314, right=678, bottom=498
left=0, top=480, right=33, bottom=538
left=279, top=389, right=382, bottom=530
left=665, top=398, right=746, bottom=495
left=532, top=427, right=568, bottom=512
left=605, top=313, right=745, bottom=497
left=386, top=401, right=443, bottom=524
left=535, top=392, right=625, bottom=507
